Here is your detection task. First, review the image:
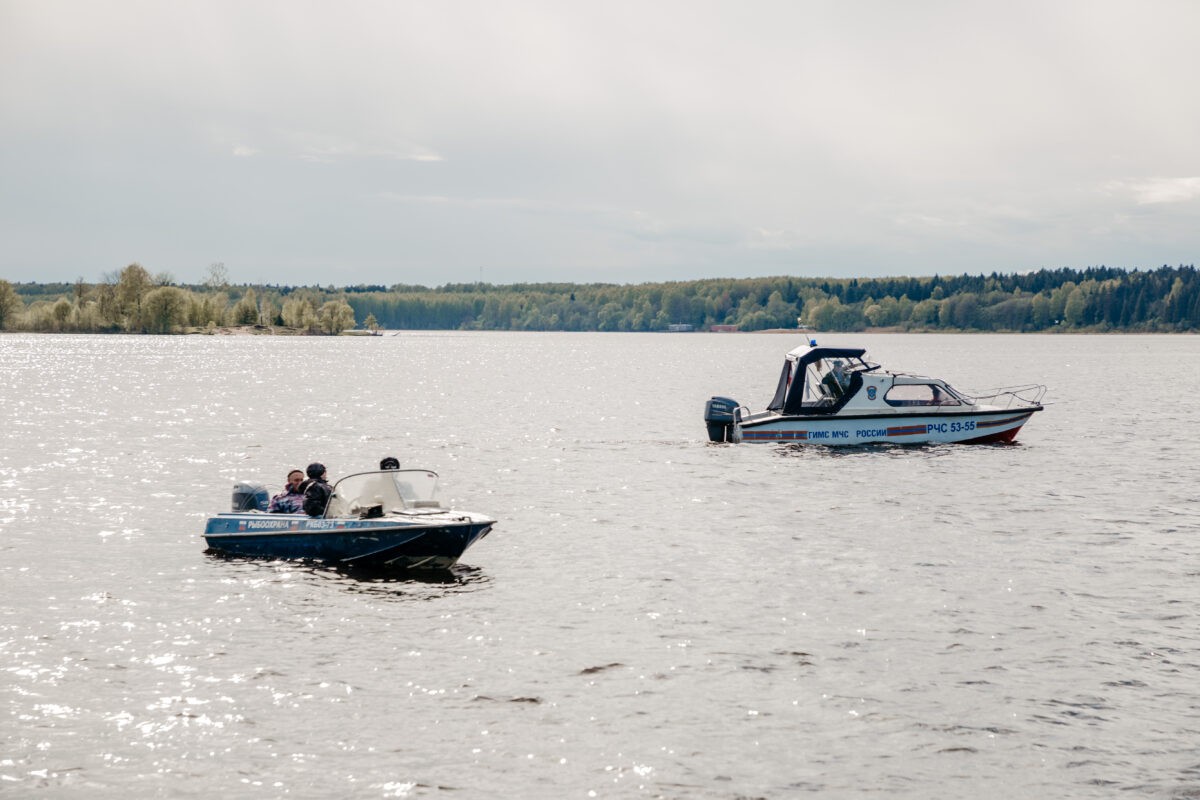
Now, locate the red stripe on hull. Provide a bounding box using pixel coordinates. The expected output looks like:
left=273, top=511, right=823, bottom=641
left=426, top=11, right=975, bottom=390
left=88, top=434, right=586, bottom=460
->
left=961, top=425, right=1024, bottom=444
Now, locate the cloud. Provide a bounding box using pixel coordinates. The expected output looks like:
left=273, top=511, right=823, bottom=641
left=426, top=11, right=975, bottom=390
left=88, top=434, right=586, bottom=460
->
left=286, top=132, right=444, bottom=164
left=4, top=1, right=1200, bottom=284
left=892, top=213, right=963, bottom=231
left=376, top=193, right=535, bottom=209
left=746, top=228, right=809, bottom=251
left=1120, top=177, right=1200, bottom=205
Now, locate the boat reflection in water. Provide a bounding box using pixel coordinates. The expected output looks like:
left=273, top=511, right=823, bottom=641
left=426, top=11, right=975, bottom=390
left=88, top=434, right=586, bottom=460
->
left=705, top=340, right=1045, bottom=446
left=203, top=469, right=496, bottom=572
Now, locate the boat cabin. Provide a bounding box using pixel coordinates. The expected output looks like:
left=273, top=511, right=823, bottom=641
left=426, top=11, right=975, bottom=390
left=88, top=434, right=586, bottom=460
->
left=766, top=345, right=968, bottom=415
left=768, top=346, right=872, bottom=415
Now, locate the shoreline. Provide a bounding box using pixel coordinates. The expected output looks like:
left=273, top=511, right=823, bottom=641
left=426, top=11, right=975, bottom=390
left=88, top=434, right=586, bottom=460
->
left=1, top=325, right=1192, bottom=336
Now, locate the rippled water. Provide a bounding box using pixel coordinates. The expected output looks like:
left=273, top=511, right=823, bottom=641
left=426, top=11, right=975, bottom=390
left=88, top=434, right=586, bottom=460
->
left=3, top=331, right=1199, bottom=798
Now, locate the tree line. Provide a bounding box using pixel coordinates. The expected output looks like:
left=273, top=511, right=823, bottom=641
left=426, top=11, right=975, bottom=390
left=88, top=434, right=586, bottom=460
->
left=2, top=263, right=1199, bottom=334
left=0, top=264, right=357, bottom=334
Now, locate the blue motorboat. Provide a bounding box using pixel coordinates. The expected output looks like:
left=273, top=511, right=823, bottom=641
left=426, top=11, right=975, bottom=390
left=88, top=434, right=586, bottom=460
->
left=203, top=469, right=496, bottom=571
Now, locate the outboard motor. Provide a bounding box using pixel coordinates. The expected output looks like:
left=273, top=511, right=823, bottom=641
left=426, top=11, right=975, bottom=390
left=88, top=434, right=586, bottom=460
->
left=704, top=396, right=740, bottom=443
left=232, top=481, right=269, bottom=512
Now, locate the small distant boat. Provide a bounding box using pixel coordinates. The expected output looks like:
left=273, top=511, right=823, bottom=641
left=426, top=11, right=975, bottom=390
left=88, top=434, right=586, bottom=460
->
left=704, top=341, right=1045, bottom=446
left=203, top=469, right=495, bottom=571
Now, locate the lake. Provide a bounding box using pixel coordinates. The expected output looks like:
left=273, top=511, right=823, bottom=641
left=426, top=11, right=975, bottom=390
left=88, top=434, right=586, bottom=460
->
left=2, top=331, right=1198, bottom=798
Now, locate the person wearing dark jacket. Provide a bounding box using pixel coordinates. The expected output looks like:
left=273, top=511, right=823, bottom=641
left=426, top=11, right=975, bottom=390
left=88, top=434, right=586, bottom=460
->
left=302, top=462, right=332, bottom=517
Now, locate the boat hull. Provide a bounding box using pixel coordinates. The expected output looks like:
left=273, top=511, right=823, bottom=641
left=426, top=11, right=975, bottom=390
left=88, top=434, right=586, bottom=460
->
left=736, top=409, right=1039, bottom=445
left=202, top=512, right=495, bottom=571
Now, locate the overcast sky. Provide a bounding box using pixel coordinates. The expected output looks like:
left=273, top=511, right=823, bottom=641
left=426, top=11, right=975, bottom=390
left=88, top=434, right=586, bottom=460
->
left=2, top=1, right=1198, bottom=286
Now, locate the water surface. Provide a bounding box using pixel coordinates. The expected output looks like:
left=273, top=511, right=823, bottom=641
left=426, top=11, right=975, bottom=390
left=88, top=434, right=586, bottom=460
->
left=2, top=331, right=1198, bottom=798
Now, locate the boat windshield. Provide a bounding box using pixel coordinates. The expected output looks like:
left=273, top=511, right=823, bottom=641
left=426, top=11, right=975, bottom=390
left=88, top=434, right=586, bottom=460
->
left=324, top=469, right=442, bottom=518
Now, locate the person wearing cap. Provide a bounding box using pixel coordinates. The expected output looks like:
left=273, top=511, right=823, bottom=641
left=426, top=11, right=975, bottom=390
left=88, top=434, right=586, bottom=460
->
left=379, top=456, right=400, bottom=470
left=267, top=469, right=306, bottom=514
left=302, top=462, right=332, bottom=517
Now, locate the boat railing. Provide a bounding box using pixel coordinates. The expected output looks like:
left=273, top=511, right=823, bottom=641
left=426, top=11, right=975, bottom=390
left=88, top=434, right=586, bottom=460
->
left=964, top=384, right=1047, bottom=409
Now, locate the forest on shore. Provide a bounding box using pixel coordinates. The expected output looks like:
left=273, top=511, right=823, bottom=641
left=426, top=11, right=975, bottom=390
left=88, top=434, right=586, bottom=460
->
left=2, top=263, right=1198, bottom=334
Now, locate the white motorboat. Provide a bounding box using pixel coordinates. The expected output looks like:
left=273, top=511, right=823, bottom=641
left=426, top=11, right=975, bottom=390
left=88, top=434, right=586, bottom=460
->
left=704, top=341, right=1045, bottom=446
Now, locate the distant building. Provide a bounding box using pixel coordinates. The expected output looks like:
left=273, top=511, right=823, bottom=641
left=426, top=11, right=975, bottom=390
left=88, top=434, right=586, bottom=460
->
left=667, top=323, right=695, bottom=332
left=710, top=324, right=739, bottom=332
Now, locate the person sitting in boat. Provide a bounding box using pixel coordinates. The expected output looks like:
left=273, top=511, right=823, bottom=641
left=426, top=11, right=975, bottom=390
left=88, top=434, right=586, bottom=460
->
left=820, top=360, right=848, bottom=401
left=302, top=462, right=332, bottom=517
left=267, top=469, right=306, bottom=514
left=928, top=384, right=959, bottom=406
left=380, top=456, right=400, bottom=470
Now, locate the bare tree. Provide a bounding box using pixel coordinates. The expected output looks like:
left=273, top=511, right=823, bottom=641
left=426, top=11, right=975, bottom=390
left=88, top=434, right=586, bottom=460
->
left=205, top=262, right=229, bottom=290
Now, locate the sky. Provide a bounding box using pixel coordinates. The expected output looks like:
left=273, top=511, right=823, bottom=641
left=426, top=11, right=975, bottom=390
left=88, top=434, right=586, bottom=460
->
left=2, top=0, right=1199, bottom=287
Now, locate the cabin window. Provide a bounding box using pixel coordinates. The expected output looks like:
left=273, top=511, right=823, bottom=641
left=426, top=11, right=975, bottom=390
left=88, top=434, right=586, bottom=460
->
left=884, top=384, right=960, bottom=407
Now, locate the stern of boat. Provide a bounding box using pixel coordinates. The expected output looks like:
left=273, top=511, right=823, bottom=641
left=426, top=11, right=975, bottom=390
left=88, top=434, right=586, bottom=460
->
left=704, top=396, right=741, bottom=442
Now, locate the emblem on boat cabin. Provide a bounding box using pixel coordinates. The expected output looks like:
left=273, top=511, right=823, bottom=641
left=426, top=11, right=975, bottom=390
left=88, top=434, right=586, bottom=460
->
left=866, top=386, right=877, bottom=400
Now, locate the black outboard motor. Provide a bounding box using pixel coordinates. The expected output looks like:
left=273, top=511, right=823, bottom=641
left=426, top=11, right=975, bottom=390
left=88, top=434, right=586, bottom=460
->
left=232, top=481, right=269, bottom=512
left=704, top=396, right=740, bottom=443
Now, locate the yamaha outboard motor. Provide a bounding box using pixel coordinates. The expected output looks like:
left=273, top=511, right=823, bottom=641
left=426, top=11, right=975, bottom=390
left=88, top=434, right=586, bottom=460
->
left=704, top=396, right=740, bottom=443
left=232, top=481, right=269, bottom=512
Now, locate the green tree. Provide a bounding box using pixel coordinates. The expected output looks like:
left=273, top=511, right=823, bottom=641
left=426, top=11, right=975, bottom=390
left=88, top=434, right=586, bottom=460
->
left=597, top=301, right=624, bottom=331
left=75, top=301, right=104, bottom=331
left=1030, top=294, right=1053, bottom=328
left=232, top=288, right=260, bottom=325
left=908, top=298, right=939, bottom=327
left=762, top=290, right=798, bottom=328
left=805, top=297, right=841, bottom=330
left=51, top=297, right=72, bottom=330
left=95, top=282, right=121, bottom=327
left=0, top=280, right=21, bottom=329
left=318, top=300, right=355, bottom=334
left=142, top=287, right=190, bottom=333
left=1063, top=286, right=1087, bottom=326
left=806, top=297, right=863, bottom=330
left=939, top=293, right=981, bottom=329
left=116, top=263, right=153, bottom=330
left=281, top=297, right=316, bottom=329
left=260, top=297, right=277, bottom=327
left=1049, top=281, right=1075, bottom=323
left=986, top=296, right=1032, bottom=330
left=864, top=296, right=903, bottom=328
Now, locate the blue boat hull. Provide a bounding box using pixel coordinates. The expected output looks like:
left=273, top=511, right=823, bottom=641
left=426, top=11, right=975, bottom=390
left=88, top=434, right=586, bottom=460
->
left=203, top=513, right=494, bottom=571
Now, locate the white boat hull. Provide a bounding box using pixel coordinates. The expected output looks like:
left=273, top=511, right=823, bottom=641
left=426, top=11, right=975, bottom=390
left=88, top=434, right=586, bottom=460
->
left=736, top=409, right=1036, bottom=445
